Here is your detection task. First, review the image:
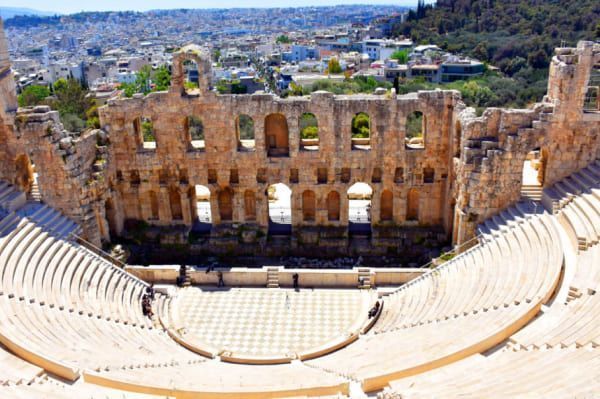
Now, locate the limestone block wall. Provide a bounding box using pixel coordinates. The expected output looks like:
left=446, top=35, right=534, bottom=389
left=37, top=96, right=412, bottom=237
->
left=98, top=53, right=462, bottom=243
left=453, top=41, right=600, bottom=245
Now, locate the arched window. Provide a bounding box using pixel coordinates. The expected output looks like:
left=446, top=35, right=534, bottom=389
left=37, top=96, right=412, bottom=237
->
left=380, top=190, right=393, bottom=221
left=406, top=111, right=425, bottom=149
left=218, top=188, right=233, bottom=221
left=244, top=190, right=256, bottom=221
left=327, top=191, right=340, bottom=221
left=299, top=112, right=319, bottom=151
left=351, top=112, right=371, bottom=150
left=169, top=187, right=183, bottom=220
left=137, top=117, right=155, bottom=150
left=302, top=190, right=316, bottom=222
left=149, top=190, right=159, bottom=220
left=237, top=114, right=255, bottom=151
left=183, top=59, right=200, bottom=95
left=265, top=113, right=289, bottom=157
left=268, top=183, right=292, bottom=235
left=407, top=188, right=419, bottom=221
left=187, top=116, right=204, bottom=150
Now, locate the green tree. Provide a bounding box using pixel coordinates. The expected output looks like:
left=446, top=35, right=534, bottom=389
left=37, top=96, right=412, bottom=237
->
left=136, top=65, right=152, bottom=94
left=276, top=35, right=291, bottom=44
left=473, top=41, right=489, bottom=62
left=141, top=119, right=155, bottom=142
left=152, top=65, right=171, bottom=92
left=52, top=78, right=92, bottom=122
left=390, top=49, right=409, bottom=64
left=18, top=85, right=50, bottom=107
left=299, top=113, right=318, bottom=139
left=351, top=113, right=370, bottom=138
left=327, top=58, right=343, bottom=74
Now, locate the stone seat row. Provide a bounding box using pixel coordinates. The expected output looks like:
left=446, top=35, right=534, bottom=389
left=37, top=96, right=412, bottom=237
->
left=0, top=377, right=172, bottom=399
left=508, top=239, right=600, bottom=349
left=542, top=160, right=600, bottom=250
left=0, top=209, right=152, bottom=327
left=0, top=294, right=200, bottom=381
left=373, top=202, right=561, bottom=334
left=307, top=300, right=539, bottom=392
left=0, top=182, right=26, bottom=213
left=0, top=342, right=44, bottom=385
left=382, top=346, right=600, bottom=398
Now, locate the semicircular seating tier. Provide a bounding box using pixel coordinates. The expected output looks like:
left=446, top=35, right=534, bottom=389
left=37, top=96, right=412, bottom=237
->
left=375, top=159, right=600, bottom=398
left=0, top=160, right=598, bottom=397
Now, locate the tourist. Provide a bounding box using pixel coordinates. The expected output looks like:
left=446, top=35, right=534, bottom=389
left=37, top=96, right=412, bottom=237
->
left=145, top=284, right=155, bottom=300
left=368, top=301, right=380, bottom=319
left=217, top=271, right=224, bottom=287
left=293, top=273, right=299, bottom=290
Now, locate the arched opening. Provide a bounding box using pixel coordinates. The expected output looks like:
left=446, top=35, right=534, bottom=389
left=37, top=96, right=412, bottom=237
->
left=244, top=190, right=256, bottom=221
left=137, top=117, right=155, bottom=150
left=407, top=188, right=419, bottom=221
left=454, top=120, right=462, bottom=157
left=14, top=154, right=34, bottom=194
left=327, top=191, right=340, bottom=221
left=183, top=59, right=200, bottom=95
left=299, top=112, right=319, bottom=151
left=265, top=113, right=289, bottom=157
left=268, top=183, right=291, bottom=235
left=302, top=190, right=316, bottom=222
left=380, top=190, right=393, bottom=221
left=187, top=116, right=204, bottom=150
left=169, top=186, right=183, bottom=221
left=192, top=184, right=212, bottom=234
left=218, top=187, right=234, bottom=222
left=406, top=111, right=425, bottom=149
left=149, top=190, right=159, bottom=220
left=237, top=114, right=255, bottom=151
left=348, top=182, right=372, bottom=235
left=105, top=198, right=118, bottom=237
left=351, top=112, right=371, bottom=150
left=521, top=148, right=544, bottom=199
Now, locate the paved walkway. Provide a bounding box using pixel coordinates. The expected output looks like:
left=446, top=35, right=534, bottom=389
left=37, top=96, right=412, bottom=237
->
left=175, top=287, right=370, bottom=357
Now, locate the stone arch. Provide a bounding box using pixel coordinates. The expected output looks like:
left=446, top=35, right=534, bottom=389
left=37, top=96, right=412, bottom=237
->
left=380, top=189, right=393, bottom=221
left=265, top=113, right=289, bottom=157
left=237, top=114, right=255, bottom=151
left=135, top=116, right=155, bottom=150
left=14, top=153, right=34, bottom=193
left=407, top=188, right=420, bottom=221
left=186, top=115, right=204, bottom=150
left=347, top=182, right=373, bottom=235
left=105, top=198, right=118, bottom=236
left=149, top=190, right=159, bottom=220
left=218, top=187, right=234, bottom=222
left=299, top=112, right=319, bottom=151
left=327, top=191, right=341, bottom=221
left=351, top=112, right=371, bottom=150
left=244, top=190, right=256, bottom=221
left=182, top=59, right=200, bottom=94
left=169, top=186, right=183, bottom=221
left=302, top=190, right=316, bottom=222
left=406, top=111, right=425, bottom=149
left=171, top=46, right=211, bottom=95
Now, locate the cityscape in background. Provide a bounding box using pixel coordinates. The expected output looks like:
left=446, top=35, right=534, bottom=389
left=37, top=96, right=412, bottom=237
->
left=4, top=4, right=485, bottom=108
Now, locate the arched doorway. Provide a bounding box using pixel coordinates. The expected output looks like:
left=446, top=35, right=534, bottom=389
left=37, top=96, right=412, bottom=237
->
left=268, top=183, right=291, bottom=235
left=380, top=190, right=393, bottom=221
left=169, top=187, right=183, bottom=221
left=14, top=154, right=34, bottom=194
left=521, top=148, right=545, bottom=200
left=302, top=190, right=316, bottom=222
left=192, top=184, right=212, bottom=234
left=407, top=188, right=419, bottom=221
left=218, top=187, right=234, bottom=222
left=105, top=198, right=118, bottom=237
left=327, top=191, right=340, bottom=221
left=348, top=182, right=372, bottom=235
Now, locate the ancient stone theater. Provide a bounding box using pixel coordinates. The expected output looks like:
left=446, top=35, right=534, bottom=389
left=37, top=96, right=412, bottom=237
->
left=0, top=15, right=599, bottom=397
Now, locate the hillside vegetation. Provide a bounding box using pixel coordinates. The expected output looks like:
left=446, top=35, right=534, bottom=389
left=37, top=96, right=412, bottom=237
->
left=394, top=0, right=599, bottom=108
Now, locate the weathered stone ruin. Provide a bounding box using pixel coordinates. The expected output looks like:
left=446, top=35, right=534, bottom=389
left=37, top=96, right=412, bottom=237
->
left=1, top=35, right=599, bottom=257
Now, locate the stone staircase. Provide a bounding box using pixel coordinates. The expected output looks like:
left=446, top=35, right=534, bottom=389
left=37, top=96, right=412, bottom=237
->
left=266, top=267, right=279, bottom=288
left=357, top=268, right=372, bottom=289
left=521, top=184, right=543, bottom=201
left=28, top=180, right=41, bottom=202
left=565, top=286, right=582, bottom=304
